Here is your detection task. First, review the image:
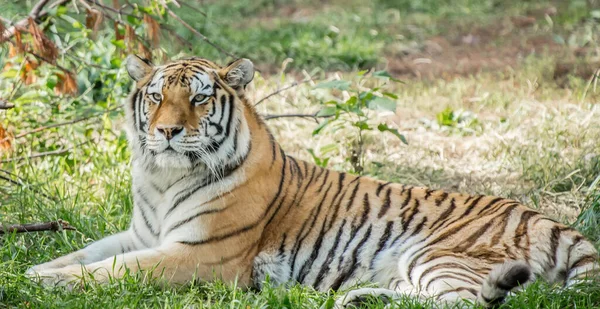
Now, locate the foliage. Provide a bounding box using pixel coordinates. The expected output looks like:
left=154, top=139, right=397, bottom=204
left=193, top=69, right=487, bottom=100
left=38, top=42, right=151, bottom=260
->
left=309, top=70, right=406, bottom=174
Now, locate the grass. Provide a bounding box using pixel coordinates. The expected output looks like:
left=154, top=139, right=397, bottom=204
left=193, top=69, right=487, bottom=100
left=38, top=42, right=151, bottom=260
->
left=1, top=0, right=600, bottom=308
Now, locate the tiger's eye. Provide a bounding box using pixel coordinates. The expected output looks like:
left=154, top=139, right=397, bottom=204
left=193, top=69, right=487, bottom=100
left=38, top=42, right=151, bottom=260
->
left=193, top=94, right=209, bottom=105
left=150, top=93, right=162, bottom=102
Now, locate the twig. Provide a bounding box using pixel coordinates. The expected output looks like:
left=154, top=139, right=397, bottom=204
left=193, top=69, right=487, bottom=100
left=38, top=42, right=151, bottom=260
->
left=0, top=99, right=15, bottom=110
left=0, top=106, right=120, bottom=144
left=254, top=77, right=313, bottom=106
left=263, top=112, right=333, bottom=123
left=0, top=169, right=58, bottom=201
left=28, top=51, right=74, bottom=74
left=64, top=52, right=113, bottom=70
left=1, top=0, right=72, bottom=41
left=0, top=141, right=90, bottom=163
left=84, top=0, right=137, bottom=17
left=160, top=0, right=236, bottom=58
left=30, top=0, right=53, bottom=17
left=179, top=1, right=208, bottom=17
left=0, top=220, right=76, bottom=234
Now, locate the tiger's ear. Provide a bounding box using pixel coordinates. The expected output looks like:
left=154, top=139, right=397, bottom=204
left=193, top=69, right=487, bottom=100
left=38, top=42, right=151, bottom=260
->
left=219, top=58, right=254, bottom=89
left=125, top=55, right=154, bottom=82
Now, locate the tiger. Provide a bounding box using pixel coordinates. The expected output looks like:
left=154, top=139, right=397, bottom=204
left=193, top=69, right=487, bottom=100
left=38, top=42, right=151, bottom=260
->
left=26, top=55, right=599, bottom=308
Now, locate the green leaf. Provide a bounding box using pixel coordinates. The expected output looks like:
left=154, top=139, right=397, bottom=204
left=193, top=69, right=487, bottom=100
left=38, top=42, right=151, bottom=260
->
left=378, top=123, right=408, bottom=144
left=126, top=15, right=141, bottom=26
left=436, top=107, right=456, bottom=126
left=322, top=297, right=336, bottom=309
left=111, top=39, right=126, bottom=49
left=356, top=70, right=369, bottom=76
left=367, top=96, right=397, bottom=112
left=319, top=143, right=338, bottom=155
left=312, top=118, right=332, bottom=135
left=317, top=106, right=337, bottom=117
left=353, top=121, right=371, bottom=130
left=383, top=92, right=399, bottom=99
left=315, top=80, right=351, bottom=90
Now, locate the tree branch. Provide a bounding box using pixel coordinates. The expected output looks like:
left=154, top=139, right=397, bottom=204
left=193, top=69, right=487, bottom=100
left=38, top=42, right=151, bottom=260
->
left=0, top=99, right=14, bottom=110
left=254, top=77, right=313, bottom=106
left=1, top=0, right=72, bottom=41
left=160, top=0, right=237, bottom=58
left=0, top=106, right=120, bottom=144
left=30, top=0, right=53, bottom=18
left=263, top=112, right=333, bottom=123
left=0, top=141, right=90, bottom=163
left=0, top=220, right=76, bottom=234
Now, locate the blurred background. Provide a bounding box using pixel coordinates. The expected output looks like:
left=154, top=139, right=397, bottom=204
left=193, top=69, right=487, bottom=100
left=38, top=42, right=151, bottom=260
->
left=1, top=0, right=600, bottom=307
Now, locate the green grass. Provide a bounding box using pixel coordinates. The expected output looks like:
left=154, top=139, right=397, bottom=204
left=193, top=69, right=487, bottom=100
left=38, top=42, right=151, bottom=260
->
left=2, top=0, right=600, bottom=308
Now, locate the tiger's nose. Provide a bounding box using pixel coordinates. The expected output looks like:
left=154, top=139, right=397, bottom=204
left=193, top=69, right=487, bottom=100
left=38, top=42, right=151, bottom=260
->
left=156, top=126, right=184, bottom=140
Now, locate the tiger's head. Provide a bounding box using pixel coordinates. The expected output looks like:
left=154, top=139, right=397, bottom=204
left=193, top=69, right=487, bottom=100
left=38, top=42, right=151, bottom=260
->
left=125, top=55, right=254, bottom=171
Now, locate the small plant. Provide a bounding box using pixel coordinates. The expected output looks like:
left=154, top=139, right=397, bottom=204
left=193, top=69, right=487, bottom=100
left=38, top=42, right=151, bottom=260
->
left=310, top=70, right=407, bottom=174
left=418, top=107, right=482, bottom=136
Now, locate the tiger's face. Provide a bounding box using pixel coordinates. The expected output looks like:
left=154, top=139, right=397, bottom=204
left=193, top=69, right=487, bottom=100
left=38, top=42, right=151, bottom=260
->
left=125, top=55, right=254, bottom=169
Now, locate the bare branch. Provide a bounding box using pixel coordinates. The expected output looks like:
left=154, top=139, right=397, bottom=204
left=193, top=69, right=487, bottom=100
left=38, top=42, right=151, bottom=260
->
left=0, top=99, right=14, bottom=110
left=263, top=112, right=333, bottom=123
left=0, top=107, right=120, bottom=145
left=0, top=141, right=90, bottom=164
left=29, top=0, right=53, bottom=17
left=28, top=51, right=74, bottom=74
left=1, top=0, right=72, bottom=41
left=84, top=0, right=138, bottom=18
left=0, top=220, right=76, bottom=234
left=254, top=77, right=313, bottom=106
left=160, top=1, right=237, bottom=58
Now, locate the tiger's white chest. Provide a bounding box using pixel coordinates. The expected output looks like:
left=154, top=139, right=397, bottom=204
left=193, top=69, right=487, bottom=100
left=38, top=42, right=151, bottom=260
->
left=129, top=161, right=244, bottom=247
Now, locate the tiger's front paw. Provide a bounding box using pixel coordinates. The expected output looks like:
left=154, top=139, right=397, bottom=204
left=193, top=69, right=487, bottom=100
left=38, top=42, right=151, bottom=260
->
left=25, top=267, right=82, bottom=290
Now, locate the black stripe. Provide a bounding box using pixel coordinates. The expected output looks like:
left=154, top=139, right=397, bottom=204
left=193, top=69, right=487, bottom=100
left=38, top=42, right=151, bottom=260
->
left=430, top=198, right=456, bottom=230
left=476, top=197, right=504, bottom=215
left=313, top=219, right=347, bottom=288
left=460, top=195, right=484, bottom=217
left=165, top=179, right=211, bottom=218
left=264, top=153, right=289, bottom=227
left=331, top=225, right=373, bottom=290
left=376, top=182, right=392, bottom=196
left=224, top=94, right=235, bottom=136
left=424, top=189, right=435, bottom=200
left=549, top=226, right=562, bottom=267
left=435, top=192, right=449, bottom=206
left=377, top=188, right=392, bottom=218
left=400, top=187, right=413, bottom=208
left=131, top=223, right=151, bottom=248
left=136, top=201, right=159, bottom=237
left=345, top=178, right=361, bottom=211
left=136, top=187, right=156, bottom=212
left=290, top=183, right=333, bottom=277
left=409, top=216, right=428, bottom=238
left=370, top=221, right=394, bottom=269
left=165, top=208, right=225, bottom=235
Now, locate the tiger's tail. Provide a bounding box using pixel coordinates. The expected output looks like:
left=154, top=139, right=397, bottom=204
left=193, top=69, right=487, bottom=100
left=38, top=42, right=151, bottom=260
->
left=477, top=260, right=531, bottom=307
